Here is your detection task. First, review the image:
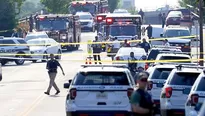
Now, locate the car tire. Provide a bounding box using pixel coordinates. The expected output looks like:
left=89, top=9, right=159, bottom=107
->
left=42, top=52, right=48, bottom=62
left=32, top=60, right=37, bottom=63
left=15, top=54, right=25, bottom=65
left=1, top=60, right=7, bottom=66
left=56, top=50, right=61, bottom=59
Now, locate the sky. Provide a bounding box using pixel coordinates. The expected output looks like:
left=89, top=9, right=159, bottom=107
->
left=135, top=0, right=180, bottom=10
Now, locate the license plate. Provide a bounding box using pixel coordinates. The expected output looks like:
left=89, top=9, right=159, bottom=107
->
left=96, top=93, right=107, bottom=99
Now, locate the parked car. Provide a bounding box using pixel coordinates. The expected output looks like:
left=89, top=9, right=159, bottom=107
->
left=27, top=38, right=62, bottom=62
left=25, top=32, right=49, bottom=41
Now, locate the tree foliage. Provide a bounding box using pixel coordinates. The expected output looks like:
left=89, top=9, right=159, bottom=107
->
left=178, top=0, right=198, bottom=7
left=108, top=0, right=120, bottom=12
left=40, top=0, right=71, bottom=13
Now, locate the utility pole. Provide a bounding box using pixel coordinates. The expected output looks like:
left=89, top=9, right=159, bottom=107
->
left=199, top=0, right=204, bottom=66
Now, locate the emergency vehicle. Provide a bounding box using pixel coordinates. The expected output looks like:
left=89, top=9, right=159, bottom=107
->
left=105, top=14, right=142, bottom=54
left=68, top=0, right=109, bottom=16
left=18, top=14, right=81, bottom=51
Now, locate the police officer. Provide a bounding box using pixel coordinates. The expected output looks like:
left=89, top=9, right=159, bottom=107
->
left=130, top=72, right=154, bottom=116
left=128, top=52, right=137, bottom=76
left=146, top=24, right=153, bottom=39
left=44, top=54, right=65, bottom=95
left=139, top=38, right=151, bottom=55
left=91, top=36, right=102, bottom=64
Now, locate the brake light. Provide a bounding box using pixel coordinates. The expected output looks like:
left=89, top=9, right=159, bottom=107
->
left=127, top=88, right=134, bottom=99
left=106, top=18, right=113, bottom=25
left=116, top=56, right=120, bottom=60
left=183, top=46, right=190, bottom=48
left=70, top=88, right=77, bottom=100
left=165, top=87, right=172, bottom=98
left=97, top=16, right=103, bottom=21
left=147, top=81, right=153, bottom=90
left=190, top=94, right=199, bottom=105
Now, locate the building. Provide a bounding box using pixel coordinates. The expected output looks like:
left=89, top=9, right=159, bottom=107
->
left=121, top=0, right=135, bottom=9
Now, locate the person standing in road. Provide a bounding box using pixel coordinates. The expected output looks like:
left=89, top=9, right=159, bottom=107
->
left=111, top=37, right=120, bottom=60
left=163, top=39, right=170, bottom=47
left=146, top=24, right=153, bottom=39
left=91, top=36, right=102, bottom=64
left=158, top=12, right=162, bottom=24
left=161, top=13, right=166, bottom=28
left=44, top=54, right=65, bottom=95
left=139, top=38, right=151, bottom=55
left=138, top=9, right=145, bottom=22
left=121, top=39, right=130, bottom=47
left=130, top=72, right=154, bottom=116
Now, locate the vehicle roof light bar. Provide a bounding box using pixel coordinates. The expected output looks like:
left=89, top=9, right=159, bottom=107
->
left=175, top=64, right=205, bottom=71
left=81, top=64, right=128, bottom=68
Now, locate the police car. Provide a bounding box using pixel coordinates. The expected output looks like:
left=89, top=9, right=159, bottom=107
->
left=0, top=36, right=31, bottom=65
left=160, top=65, right=202, bottom=116
left=147, top=63, right=176, bottom=114
left=64, top=64, right=135, bottom=116
left=185, top=69, right=205, bottom=116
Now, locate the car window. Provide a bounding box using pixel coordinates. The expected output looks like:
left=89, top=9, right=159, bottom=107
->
left=73, top=72, right=129, bottom=85
left=49, top=39, right=57, bottom=44
left=2, top=40, right=16, bottom=46
left=165, top=30, right=190, bottom=37
left=79, top=14, right=92, bottom=20
left=159, top=56, right=191, bottom=63
left=196, top=77, right=205, bottom=91
left=148, top=49, right=182, bottom=60
left=27, top=40, right=46, bottom=46
left=25, top=34, right=48, bottom=41
left=168, top=11, right=182, bottom=17
left=151, top=68, right=173, bottom=79
left=17, top=40, right=27, bottom=44
left=169, top=72, right=199, bottom=86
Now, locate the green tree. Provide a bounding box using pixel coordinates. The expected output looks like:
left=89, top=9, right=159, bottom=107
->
left=40, top=0, right=71, bottom=13
left=108, top=0, right=120, bottom=12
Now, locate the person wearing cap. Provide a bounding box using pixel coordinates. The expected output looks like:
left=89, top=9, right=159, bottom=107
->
left=163, top=39, right=170, bottom=47
left=44, top=54, right=65, bottom=95
left=130, top=72, right=154, bottom=116
left=139, top=38, right=151, bottom=54
left=91, top=36, right=102, bottom=64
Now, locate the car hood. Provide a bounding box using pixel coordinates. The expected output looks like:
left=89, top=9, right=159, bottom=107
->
left=30, top=46, right=46, bottom=51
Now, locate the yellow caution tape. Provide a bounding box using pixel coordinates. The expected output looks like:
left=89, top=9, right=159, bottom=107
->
left=0, top=35, right=197, bottom=46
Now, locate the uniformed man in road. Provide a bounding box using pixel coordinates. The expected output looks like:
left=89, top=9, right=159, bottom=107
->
left=130, top=72, right=154, bottom=116
left=91, top=36, right=102, bottom=64
left=139, top=38, right=151, bottom=55
left=146, top=24, right=153, bottom=39
left=44, top=54, right=65, bottom=95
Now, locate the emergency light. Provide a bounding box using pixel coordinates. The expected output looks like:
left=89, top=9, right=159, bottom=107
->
left=106, top=18, right=113, bottom=25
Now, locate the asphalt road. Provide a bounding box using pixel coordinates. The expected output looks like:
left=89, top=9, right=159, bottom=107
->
left=0, top=25, right=203, bottom=116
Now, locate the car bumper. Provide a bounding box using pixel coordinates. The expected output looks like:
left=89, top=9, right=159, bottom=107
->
left=161, top=109, right=185, bottom=116
left=66, top=111, right=130, bottom=116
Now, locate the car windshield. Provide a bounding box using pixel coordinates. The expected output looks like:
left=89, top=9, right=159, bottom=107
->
left=79, top=14, right=92, bottom=20
left=168, top=11, right=182, bottom=17
left=25, top=34, right=48, bottom=41
left=38, top=19, right=67, bottom=31
left=73, top=72, right=129, bottom=85
left=151, top=68, right=173, bottom=79
left=27, top=40, right=46, bottom=46
left=110, top=25, right=137, bottom=36
left=118, top=48, right=145, bottom=56
left=147, top=49, right=182, bottom=60
left=165, top=30, right=190, bottom=37
left=159, top=56, right=191, bottom=63
left=169, top=72, right=200, bottom=86
left=196, top=77, right=205, bottom=91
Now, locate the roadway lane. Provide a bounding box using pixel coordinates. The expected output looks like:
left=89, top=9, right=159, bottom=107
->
left=0, top=32, right=97, bottom=116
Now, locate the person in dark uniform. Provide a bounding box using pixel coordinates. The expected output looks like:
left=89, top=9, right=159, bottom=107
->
left=146, top=24, right=153, bottom=39
left=44, top=54, right=65, bottom=95
left=130, top=72, right=154, bottom=116
left=161, top=13, right=166, bottom=28
left=91, top=36, right=102, bottom=64
left=139, top=39, right=151, bottom=55
left=138, top=9, right=145, bottom=21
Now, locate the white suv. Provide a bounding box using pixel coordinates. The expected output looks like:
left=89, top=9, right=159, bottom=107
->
left=160, top=65, right=202, bottom=116
left=64, top=64, right=135, bottom=116
left=147, top=64, right=176, bottom=114
left=185, top=70, right=205, bottom=116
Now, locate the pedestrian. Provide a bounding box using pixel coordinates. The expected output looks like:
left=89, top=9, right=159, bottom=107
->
left=146, top=24, right=153, bottom=39
left=163, top=39, right=170, bottom=47
left=91, top=36, right=102, bottom=64
left=111, top=37, right=120, bottom=60
left=158, top=12, right=162, bottom=24
left=121, top=39, right=130, bottom=47
left=11, top=29, right=19, bottom=37
left=130, top=72, right=154, bottom=116
left=128, top=52, right=138, bottom=76
left=130, top=38, right=137, bottom=47
left=44, top=54, right=65, bottom=95
left=138, top=9, right=145, bottom=21
left=29, top=14, right=33, bottom=32
left=161, top=13, right=166, bottom=28
left=139, top=38, right=151, bottom=55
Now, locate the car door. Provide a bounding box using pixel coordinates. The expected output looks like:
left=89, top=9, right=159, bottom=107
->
left=2, top=40, right=16, bottom=57
left=49, top=39, right=59, bottom=53
left=46, top=39, right=58, bottom=54
left=45, top=39, right=53, bottom=54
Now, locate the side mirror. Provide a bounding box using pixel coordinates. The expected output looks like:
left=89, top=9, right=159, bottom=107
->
left=69, top=79, right=72, bottom=83
left=160, top=34, right=163, bottom=37
left=64, top=83, right=70, bottom=89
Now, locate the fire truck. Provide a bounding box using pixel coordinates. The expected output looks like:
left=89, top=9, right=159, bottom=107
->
left=69, top=0, right=109, bottom=16
left=19, top=14, right=81, bottom=51
left=105, top=14, right=142, bottom=40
